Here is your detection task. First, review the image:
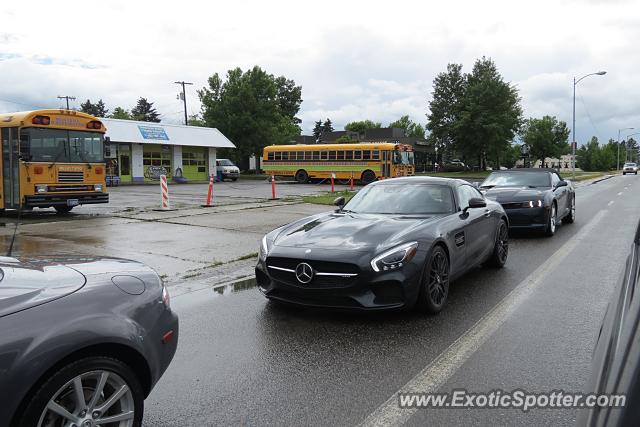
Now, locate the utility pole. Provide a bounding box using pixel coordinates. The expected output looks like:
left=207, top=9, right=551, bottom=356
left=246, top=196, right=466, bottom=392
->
left=57, top=95, right=76, bottom=110
left=174, top=81, right=193, bottom=125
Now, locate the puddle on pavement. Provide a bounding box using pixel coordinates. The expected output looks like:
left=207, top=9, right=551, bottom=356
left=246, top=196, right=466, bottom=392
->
left=211, top=276, right=257, bottom=297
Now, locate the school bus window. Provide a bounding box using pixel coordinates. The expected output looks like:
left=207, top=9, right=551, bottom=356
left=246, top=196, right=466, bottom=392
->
left=312, top=151, right=320, bottom=160
left=282, top=152, right=289, bottom=160
left=305, top=151, right=312, bottom=160
left=320, top=151, right=328, bottom=160
left=363, top=150, right=371, bottom=160
left=329, top=151, right=337, bottom=160
left=268, top=152, right=274, bottom=161
left=372, top=150, right=380, bottom=160
left=337, top=151, right=345, bottom=160
left=275, top=152, right=282, bottom=161
left=354, top=150, right=362, bottom=160
left=346, top=151, right=353, bottom=160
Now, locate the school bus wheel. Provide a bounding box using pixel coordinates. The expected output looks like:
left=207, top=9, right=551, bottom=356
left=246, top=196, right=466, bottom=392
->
left=295, top=169, right=309, bottom=184
left=54, top=206, right=74, bottom=214
left=361, top=170, right=376, bottom=185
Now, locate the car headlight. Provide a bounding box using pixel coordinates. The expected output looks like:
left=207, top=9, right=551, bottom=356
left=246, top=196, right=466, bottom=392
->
left=94, top=184, right=103, bottom=192
left=522, top=200, right=543, bottom=208
left=35, top=184, right=47, bottom=193
left=371, top=241, right=419, bottom=272
left=259, top=235, right=270, bottom=261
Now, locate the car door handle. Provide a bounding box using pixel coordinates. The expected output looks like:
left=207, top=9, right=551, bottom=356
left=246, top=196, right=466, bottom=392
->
left=484, top=209, right=491, bottom=217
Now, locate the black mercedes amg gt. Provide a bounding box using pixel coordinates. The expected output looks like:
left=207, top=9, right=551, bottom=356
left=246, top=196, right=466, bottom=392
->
left=479, top=168, right=575, bottom=236
left=255, top=177, right=509, bottom=313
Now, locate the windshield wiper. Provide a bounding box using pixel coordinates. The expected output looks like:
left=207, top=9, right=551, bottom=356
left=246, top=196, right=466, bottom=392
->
left=48, top=148, right=67, bottom=169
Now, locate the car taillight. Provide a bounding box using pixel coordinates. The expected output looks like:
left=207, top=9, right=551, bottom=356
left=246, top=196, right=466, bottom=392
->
left=162, top=285, right=171, bottom=309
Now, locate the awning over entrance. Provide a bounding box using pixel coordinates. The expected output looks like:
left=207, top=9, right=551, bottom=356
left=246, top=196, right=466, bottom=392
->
left=101, top=118, right=236, bottom=148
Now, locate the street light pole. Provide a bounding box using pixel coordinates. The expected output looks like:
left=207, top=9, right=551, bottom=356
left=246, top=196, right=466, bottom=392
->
left=571, top=71, right=606, bottom=180
left=618, top=127, right=634, bottom=172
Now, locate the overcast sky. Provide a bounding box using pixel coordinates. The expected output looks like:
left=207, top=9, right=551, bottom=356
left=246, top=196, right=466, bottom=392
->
left=1, top=0, right=638, bottom=144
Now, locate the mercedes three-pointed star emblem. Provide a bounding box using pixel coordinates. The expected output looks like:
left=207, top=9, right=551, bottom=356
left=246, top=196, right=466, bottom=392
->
left=295, top=262, right=314, bottom=284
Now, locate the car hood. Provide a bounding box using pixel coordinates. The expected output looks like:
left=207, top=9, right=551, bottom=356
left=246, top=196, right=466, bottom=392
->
left=483, top=186, right=547, bottom=202
left=272, top=211, right=441, bottom=252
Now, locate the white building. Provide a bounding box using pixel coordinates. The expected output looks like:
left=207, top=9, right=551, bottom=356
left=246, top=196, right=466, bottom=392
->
left=101, top=118, right=235, bottom=183
left=516, top=154, right=579, bottom=171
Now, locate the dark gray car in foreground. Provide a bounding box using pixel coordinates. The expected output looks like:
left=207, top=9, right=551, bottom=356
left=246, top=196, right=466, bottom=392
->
left=0, top=256, right=179, bottom=427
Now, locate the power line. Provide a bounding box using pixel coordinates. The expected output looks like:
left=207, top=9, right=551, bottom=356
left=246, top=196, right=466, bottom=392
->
left=0, top=97, right=48, bottom=110
left=578, top=93, right=602, bottom=142
left=57, top=95, right=76, bottom=110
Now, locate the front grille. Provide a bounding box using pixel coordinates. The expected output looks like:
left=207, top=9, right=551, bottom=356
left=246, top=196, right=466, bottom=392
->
left=58, top=171, right=84, bottom=183
left=266, top=257, right=359, bottom=288
left=47, top=185, right=94, bottom=192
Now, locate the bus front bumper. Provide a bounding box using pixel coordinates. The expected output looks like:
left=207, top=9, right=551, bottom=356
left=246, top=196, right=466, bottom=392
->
left=24, top=193, right=109, bottom=208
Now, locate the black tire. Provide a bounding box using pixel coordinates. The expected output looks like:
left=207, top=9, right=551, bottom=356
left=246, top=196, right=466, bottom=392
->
left=295, top=169, right=309, bottom=184
left=623, top=172, right=626, bottom=175
left=486, top=219, right=509, bottom=268
left=563, top=195, right=575, bottom=224
left=416, top=246, right=450, bottom=314
left=18, top=356, right=144, bottom=427
left=361, top=170, right=377, bottom=185
left=54, top=206, right=73, bottom=214
left=544, top=202, right=557, bottom=237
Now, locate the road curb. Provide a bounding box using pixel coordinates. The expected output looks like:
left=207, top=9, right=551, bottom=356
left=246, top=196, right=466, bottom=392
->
left=590, top=174, right=614, bottom=185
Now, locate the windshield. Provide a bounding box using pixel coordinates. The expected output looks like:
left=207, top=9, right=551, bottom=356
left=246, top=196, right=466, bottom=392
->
left=624, top=163, right=637, bottom=167
left=392, top=151, right=414, bottom=165
left=218, top=159, right=235, bottom=166
left=481, top=171, right=551, bottom=188
left=19, top=127, right=104, bottom=163
left=343, top=183, right=454, bottom=215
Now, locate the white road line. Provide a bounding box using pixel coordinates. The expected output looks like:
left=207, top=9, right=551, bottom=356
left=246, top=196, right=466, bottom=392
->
left=608, top=201, right=615, bottom=206
left=358, top=210, right=608, bottom=427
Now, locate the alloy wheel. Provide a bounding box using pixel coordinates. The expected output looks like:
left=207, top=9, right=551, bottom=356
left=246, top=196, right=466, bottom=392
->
left=428, top=252, right=449, bottom=306
left=497, top=223, right=509, bottom=263
left=38, top=370, right=135, bottom=427
left=550, top=205, right=556, bottom=233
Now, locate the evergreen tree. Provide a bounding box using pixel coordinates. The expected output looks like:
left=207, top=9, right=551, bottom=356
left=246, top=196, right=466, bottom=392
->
left=131, top=97, right=161, bottom=122
left=312, top=120, right=323, bottom=140
left=322, top=118, right=334, bottom=134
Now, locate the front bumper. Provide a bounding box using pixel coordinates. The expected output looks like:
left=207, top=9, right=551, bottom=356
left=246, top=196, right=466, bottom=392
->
left=222, top=171, right=240, bottom=178
left=255, top=249, right=424, bottom=310
left=24, top=192, right=109, bottom=208
left=502, top=206, right=548, bottom=229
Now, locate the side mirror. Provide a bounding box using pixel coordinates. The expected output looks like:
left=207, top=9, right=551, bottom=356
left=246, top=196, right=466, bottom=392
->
left=334, top=196, right=345, bottom=211
left=555, top=180, right=568, bottom=189
left=463, top=197, right=486, bottom=214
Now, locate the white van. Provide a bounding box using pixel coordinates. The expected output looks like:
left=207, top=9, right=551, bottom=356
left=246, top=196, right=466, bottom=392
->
left=216, top=159, right=240, bottom=181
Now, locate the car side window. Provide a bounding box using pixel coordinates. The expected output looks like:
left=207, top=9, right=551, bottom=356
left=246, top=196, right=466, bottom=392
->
left=456, top=185, right=479, bottom=210
left=551, top=173, right=560, bottom=187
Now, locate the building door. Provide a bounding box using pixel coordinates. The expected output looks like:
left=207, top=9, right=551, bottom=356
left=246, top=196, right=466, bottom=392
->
left=182, top=147, right=207, bottom=181
left=1, top=127, right=20, bottom=209
left=119, top=144, right=132, bottom=183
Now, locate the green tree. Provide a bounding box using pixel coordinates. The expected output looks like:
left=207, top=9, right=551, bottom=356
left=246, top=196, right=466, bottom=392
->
left=108, top=107, right=132, bottom=120
left=80, top=99, right=109, bottom=117
left=131, top=97, right=161, bottom=122
left=336, top=135, right=354, bottom=143
left=427, top=63, right=466, bottom=159
left=389, top=115, right=425, bottom=138
left=458, top=57, right=522, bottom=168
left=188, top=114, right=206, bottom=127
left=520, top=115, right=570, bottom=166
left=322, top=118, right=334, bottom=134
left=312, top=120, right=323, bottom=140
left=344, top=120, right=381, bottom=134
left=199, top=66, right=302, bottom=164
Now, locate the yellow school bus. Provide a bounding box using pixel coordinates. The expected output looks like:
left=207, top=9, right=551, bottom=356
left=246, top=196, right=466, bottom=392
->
left=262, top=142, right=415, bottom=184
left=0, top=109, right=108, bottom=213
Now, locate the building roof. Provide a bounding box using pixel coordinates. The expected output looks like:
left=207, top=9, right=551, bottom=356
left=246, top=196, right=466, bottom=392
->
left=101, top=118, right=236, bottom=149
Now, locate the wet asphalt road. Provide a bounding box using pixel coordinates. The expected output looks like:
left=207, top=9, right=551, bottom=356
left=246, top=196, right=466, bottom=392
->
left=142, top=175, right=639, bottom=427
